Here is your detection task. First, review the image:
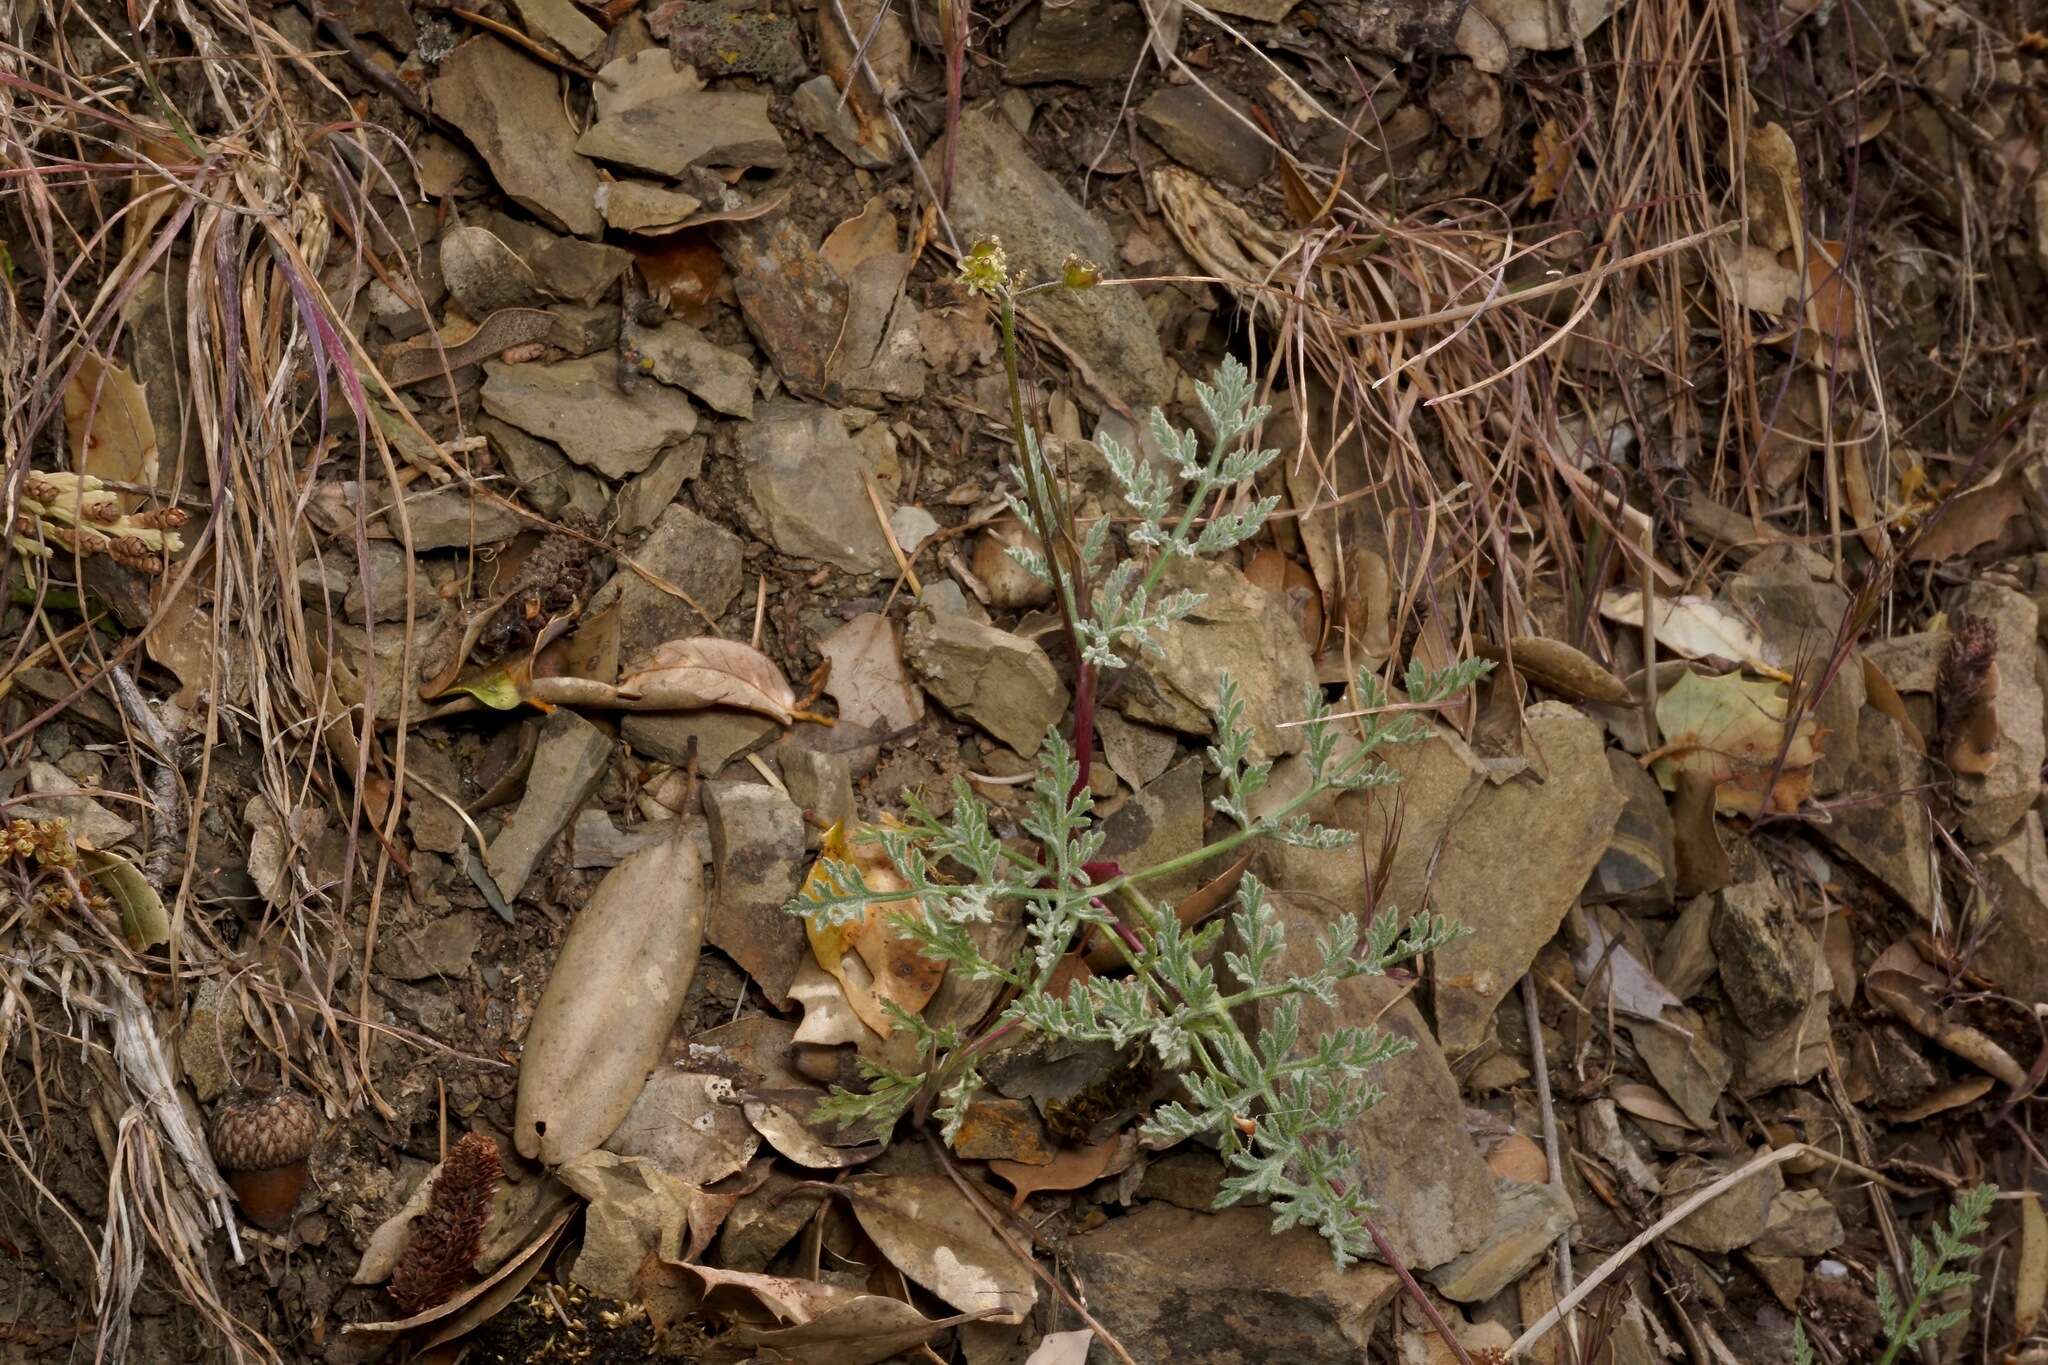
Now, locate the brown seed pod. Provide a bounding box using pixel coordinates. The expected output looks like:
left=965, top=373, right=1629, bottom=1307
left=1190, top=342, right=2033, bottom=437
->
left=212, top=1091, right=318, bottom=1231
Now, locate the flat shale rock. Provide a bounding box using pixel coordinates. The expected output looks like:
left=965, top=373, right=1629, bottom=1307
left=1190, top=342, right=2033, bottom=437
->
left=1713, top=877, right=1810, bottom=1035
left=485, top=709, right=612, bottom=901
left=938, top=110, right=1170, bottom=408
left=392, top=483, right=526, bottom=550
left=718, top=217, right=847, bottom=400
left=587, top=502, right=744, bottom=663
left=1976, top=811, right=2048, bottom=1002
left=1113, top=556, right=1317, bottom=759
left=577, top=89, right=788, bottom=177
left=1952, top=583, right=2044, bottom=845
left=1816, top=706, right=1934, bottom=918
left=430, top=37, right=602, bottom=237
left=703, top=781, right=808, bottom=1006
left=482, top=355, right=697, bottom=479
left=623, top=318, right=756, bottom=418
left=484, top=417, right=608, bottom=520
left=1428, top=703, right=1624, bottom=1056
left=1666, top=1153, right=1783, bottom=1254
left=906, top=608, right=1068, bottom=755
left=1064, top=1204, right=1401, bottom=1363
left=738, top=403, right=893, bottom=572
left=1002, top=0, right=1147, bottom=84
left=1428, top=1178, right=1575, bottom=1302
left=1241, top=894, right=1499, bottom=1270
left=1137, top=83, right=1274, bottom=189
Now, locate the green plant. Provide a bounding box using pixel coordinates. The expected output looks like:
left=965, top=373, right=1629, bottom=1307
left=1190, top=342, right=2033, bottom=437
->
left=790, top=244, right=1491, bottom=1266
left=1793, top=1183, right=1995, bottom=1365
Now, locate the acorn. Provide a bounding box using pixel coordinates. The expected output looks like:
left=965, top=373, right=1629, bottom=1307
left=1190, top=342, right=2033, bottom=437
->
left=212, top=1091, right=318, bottom=1231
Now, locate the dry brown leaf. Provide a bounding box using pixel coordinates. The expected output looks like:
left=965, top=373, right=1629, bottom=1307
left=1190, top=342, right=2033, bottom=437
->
left=1671, top=768, right=1732, bottom=898
left=383, top=308, right=553, bottom=387
left=344, top=1206, right=574, bottom=1345
left=1743, top=122, right=1802, bottom=253
left=989, top=1131, right=1136, bottom=1208
left=1717, top=242, right=1803, bottom=316
left=64, top=354, right=158, bottom=510
left=819, top=613, right=923, bottom=734
left=742, top=1091, right=888, bottom=1168
left=728, top=1297, right=992, bottom=1364
left=147, top=573, right=216, bottom=710
left=916, top=300, right=997, bottom=376
left=1860, top=655, right=1927, bottom=752
left=841, top=1173, right=1036, bottom=1321
left=1885, top=1075, right=1993, bottom=1122
left=2019, top=1193, right=2048, bottom=1341
left=797, top=823, right=946, bottom=1037
left=1946, top=659, right=2001, bottom=777
left=1866, top=940, right=2027, bottom=1089
left=514, top=832, right=706, bottom=1164
left=1909, top=475, right=2028, bottom=564
left=1024, top=1330, right=1096, bottom=1365
left=1609, top=1082, right=1696, bottom=1131
left=1648, top=672, right=1820, bottom=817
left=1484, top=637, right=1631, bottom=706
left=526, top=637, right=808, bottom=724
left=1530, top=118, right=1571, bottom=206
left=1599, top=589, right=1776, bottom=673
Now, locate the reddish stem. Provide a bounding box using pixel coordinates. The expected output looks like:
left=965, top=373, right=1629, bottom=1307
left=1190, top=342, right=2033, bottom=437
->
left=1068, top=658, right=1096, bottom=801
left=1362, top=1214, right=1476, bottom=1365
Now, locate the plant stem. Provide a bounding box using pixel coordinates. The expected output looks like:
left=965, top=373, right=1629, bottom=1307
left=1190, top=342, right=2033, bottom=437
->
left=1361, top=1215, right=1477, bottom=1365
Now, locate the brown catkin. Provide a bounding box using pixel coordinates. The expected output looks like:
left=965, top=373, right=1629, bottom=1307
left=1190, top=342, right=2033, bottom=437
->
left=387, top=1133, right=502, bottom=1315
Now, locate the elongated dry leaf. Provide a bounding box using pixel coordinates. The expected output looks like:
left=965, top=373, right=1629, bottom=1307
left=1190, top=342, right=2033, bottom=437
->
left=742, top=1093, right=887, bottom=1168
left=1483, top=637, right=1631, bottom=706
left=82, top=848, right=170, bottom=950
left=515, top=831, right=706, bottom=1164
left=1866, top=940, right=2027, bottom=1088
left=728, top=1298, right=990, bottom=1365
left=1609, top=1082, right=1696, bottom=1131
left=681, top=1261, right=865, bottom=1324
left=819, top=613, right=923, bottom=733
left=384, top=308, right=553, bottom=387
left=64, top=354, right=158, bottom=510
left=525, top=637, right=803, bottom=724
left=1599, top=590, right=1776, bottom=674
left=2018, top=1193, right=2047, bottom=1341
left=345, top=1205, right=573, bottom=1343
left=1648, top=672, right=1819, bottom=816
left=842, top=1173, right=1035, bottom=1322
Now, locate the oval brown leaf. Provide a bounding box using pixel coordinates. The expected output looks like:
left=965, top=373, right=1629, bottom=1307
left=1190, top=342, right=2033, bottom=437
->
left=526, top=637, right=803, bottom=724
left=1484, top=637, right=1631, bottom=706
left=514, top=831, right=707, bottom=1165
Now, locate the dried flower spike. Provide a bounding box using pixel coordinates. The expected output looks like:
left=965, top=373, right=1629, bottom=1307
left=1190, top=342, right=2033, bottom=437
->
left=387, top=1132, right=502, bottom=1315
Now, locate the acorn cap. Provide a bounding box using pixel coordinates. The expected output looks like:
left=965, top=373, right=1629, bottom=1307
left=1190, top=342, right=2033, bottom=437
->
left=212, top=1091, right=318, bottom=1172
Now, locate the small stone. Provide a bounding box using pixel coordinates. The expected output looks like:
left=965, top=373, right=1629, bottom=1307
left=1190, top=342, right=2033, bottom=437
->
left=1713, top=877, right=1810, bottom=1035
left=507, top=0, right=604, bottom=61
left=545, top=303, right=621, bottom=357
left=1428, top=1179, right=1576, bottom=1303
left=1136, top=1150, right=1226, bottom=1210
left=181, top=979, right=246, bottom=1102
left=1099, top=758, right=1209, bottom=903
left=26, top=762, right=136, bottom=849
left=523, top=234, right=633, bottom=306
left=430, top=38, right=602, bottom=236
left=906, top=608, right=1069, bottom=755
left=780, top=746, right=855, bottom=830
left=586, top=502, right=744, bottom=664
left=1951, top=583, right=2044, bottom=845
left=951, top=1097, right=1052, bottom=1163
left=793, top=75, right=897, bottom=170
left=622, top=709, right=777, bottom=775
left=1974, top=811, right=2048, bottom=1002
left=344, top=539, right=431, bottom=622
left=483, top=417, right=609, bottom=520
left=1666, top=1153, right=1783, bottom=1254
left=597, top=180, right=704, bottom=232
left=1097, top=710, right=1177, bottom=789
left=376, top=912, right=483, bottom=980
left=1002, top=0, right=1146, bottom=84
left=1586, top=749, right=1675, bottom=903
left=592, top=48, right=704, bottom=121
left=1749, top=1189, right=1844, bottom=1258
left=1136, top=83, right=1273, bottom=189
left=1114, top=556, right=1318, bottom=759
left=568, top=810, right=690, bottom=869
left=440, top=224, right=545, bottom=314
left=1817, top=707, right=1934, bottom=918
left=703, top=781, right=808, bottom=1006
left=485, top=709, right=612, bottom=901
left=613, top=438, right=704, bottom=535
left=1065, top=1204, right=1401, bottom=1362
left=937, top=111, right=1169, bottom=407
left=388, top=483, right=526, bottom=550
left=718, top=215, right=847, bottom=400
left=739, top=403, right=894, bottom=573
left=483, top=355, right=698, bottom=480
left=888, top=505, right=939, bottom=556
left=577, top=90, right=789, bottom=177
left=624, top=319, right=756, bottom=418
left=1747, top=1253, right=1807, bottom=1310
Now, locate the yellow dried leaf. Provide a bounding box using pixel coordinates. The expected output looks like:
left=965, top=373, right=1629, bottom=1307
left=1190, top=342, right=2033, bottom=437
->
left=1648, top=671, right=1820, bottom=816
left=63, top=355, right=158, bottom=510
left=1530, top=119, right=1571, bottom=206
left=798, top=823, right=945, bottom=1037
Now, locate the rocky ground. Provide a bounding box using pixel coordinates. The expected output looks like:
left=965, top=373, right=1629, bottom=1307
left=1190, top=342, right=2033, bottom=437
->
left=4, top=0, right=2048, bottom=1359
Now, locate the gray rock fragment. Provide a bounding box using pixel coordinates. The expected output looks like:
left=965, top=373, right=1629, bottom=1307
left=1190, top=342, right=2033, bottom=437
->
left=906, top=608, right=1069, bottom=755
left=485, top=709, right=612, bottom=901
left=431, top=38, right=602, bottom=236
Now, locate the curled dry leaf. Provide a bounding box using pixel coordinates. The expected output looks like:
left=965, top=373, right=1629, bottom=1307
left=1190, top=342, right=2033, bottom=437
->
left=383, top=308, right=554, bottom=387
left=743, top=1092, right=887, bottom=1168
left=819, top=613, right=923, bottom=734
left=344, top=1205, right=574, bottom=1346
left=1647, top=672, right=1820, bottom=817
left=989, top=1130, right=1137, bottom=1209
left=525, top=636, right=811, bottom=725
left=1482, top=636, right=1631, bottom=707
left=514, top=831, right=707, bottom=1164
left=841, top=1173, right=1036, bottom=1322
left=728, top=1297, right=993, bottom=1365
left=81, top=848, right=170, bottom=950
left=1599, top=589, right=1778, bottom=675
left=798, top=823, right=946, bottom=1037
left=1866, top=940, right=2028, bottom=1089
